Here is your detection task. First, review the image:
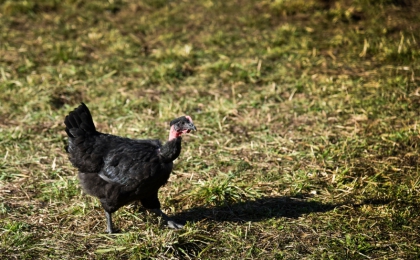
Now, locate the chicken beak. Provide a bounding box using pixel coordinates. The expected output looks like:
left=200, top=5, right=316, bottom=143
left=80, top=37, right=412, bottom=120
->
left=189, top=122, right=197, bottom=131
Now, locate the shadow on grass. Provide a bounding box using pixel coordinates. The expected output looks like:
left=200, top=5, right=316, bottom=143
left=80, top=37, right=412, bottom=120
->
left=173, top=195, right=391, bottom=223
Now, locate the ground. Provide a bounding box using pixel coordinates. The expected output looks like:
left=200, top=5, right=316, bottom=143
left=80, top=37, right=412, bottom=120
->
left=0, top=0, right=420, bottom=259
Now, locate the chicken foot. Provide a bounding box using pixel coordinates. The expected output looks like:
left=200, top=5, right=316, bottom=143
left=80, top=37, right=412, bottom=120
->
left=149, top=208, right=184, bottom=229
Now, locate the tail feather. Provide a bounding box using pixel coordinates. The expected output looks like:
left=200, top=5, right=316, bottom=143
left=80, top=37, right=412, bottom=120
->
left=65, top=103, right=104, bottom=172
left=65, top=102, right=97, bottom=138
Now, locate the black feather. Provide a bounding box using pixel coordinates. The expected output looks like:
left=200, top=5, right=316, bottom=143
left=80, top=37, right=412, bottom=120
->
left=64, top=103, right=187, bottom=232
left=170, top=116, right=188, bottom=126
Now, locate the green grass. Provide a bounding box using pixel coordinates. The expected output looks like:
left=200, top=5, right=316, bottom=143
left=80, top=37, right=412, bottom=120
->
left=1, top=0, right=420, bottom=258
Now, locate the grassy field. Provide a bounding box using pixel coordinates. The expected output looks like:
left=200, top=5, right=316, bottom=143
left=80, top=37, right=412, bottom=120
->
left=1, top=0, right=420, bottom=259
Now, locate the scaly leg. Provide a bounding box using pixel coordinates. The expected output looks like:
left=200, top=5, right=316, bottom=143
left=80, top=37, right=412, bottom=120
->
left=149, top=208, right=184, bottom=229
left=105, top=211, right=115, bottom=234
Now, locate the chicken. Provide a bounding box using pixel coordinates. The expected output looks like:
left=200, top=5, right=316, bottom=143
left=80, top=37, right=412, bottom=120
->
left=64, top=103, right=196, bottom=233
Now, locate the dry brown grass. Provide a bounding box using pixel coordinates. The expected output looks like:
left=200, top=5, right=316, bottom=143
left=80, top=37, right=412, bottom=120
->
left=1, top=0, right=420, bottom=259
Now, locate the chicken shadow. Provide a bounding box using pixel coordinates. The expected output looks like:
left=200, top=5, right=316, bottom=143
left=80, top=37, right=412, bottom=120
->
left=172, top=195, right=391, bottom=224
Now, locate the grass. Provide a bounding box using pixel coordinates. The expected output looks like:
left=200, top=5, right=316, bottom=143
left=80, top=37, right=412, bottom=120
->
left=1, top=0, right=420, bottom=258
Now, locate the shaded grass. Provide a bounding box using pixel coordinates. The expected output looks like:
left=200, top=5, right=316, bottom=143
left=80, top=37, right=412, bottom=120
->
left=1, top=0, right=420, bottom=259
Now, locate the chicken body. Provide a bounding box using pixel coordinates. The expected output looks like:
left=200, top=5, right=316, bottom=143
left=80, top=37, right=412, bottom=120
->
left=64, top=103, right=196, bottom=233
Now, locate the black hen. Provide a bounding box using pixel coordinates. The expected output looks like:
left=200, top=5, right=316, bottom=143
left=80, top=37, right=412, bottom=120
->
left=64, top=103, right=196, bottom=233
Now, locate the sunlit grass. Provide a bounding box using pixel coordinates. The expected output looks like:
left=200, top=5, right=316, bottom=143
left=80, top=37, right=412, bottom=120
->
left=1, top=0, right=420, bottom=259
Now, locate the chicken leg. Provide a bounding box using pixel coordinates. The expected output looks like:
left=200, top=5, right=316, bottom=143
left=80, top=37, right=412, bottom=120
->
left=105, top=211, right=115, bottom=234
left=149, top=208, right=184, bottom=229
